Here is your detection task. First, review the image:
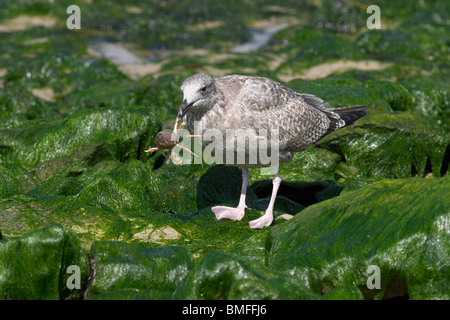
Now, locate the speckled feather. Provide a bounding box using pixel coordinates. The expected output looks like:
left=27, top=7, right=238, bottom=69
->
left=181, top=73, right=371, bottom=167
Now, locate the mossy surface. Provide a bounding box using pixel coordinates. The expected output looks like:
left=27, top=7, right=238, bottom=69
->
left=0, top=224, right=90, bottom=300
left=0, top=0, right=448, bottom=300
left=267, top=176, right=450, bottom=300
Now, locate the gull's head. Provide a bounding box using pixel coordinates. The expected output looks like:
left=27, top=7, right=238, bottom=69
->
left=178, top=73, right=217, bottom=119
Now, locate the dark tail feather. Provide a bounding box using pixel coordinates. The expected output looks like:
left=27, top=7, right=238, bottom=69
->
left=330, top=105, right=374, bottom=126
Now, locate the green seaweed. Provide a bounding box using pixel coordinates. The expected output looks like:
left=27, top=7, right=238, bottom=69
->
left=0, top=0, right=448, bottom=301
left=0, top=224, right=90, bottom=300
left=267, top=176, right=450, bottom=299
left=87, top=241, right=193, bottom=299
left=0, top=106, right=161, bottom=167
left=317, top=112, right=448, bottom=181
left=175, top=250, right=318, bottom=300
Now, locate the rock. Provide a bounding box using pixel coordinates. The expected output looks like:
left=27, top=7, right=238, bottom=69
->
left=357, top=22, right=448, bottom=71
left=249, top=179, right=344, bottom=214
left=313, top=0, right=366, bottom=33
left=175, top=251, right=317, bottom=300
left=322, top=286, right=364, bottom=300
left=0, top=106, right=161, bottom=168
left=0, top=83, right=52, bottom=128
left=248, top=147, right=342, bottom=183
left=226, top=228, right=271, bottom=265
left=0, top=224, right=90, bottom=300
left=271, top=25, right=367, bottom=76
left=264, top=77, right=449, bottom=182
left=0, top=165, right=24, bottom=198
left=228, top=277, right=318, bottom=300
left=317, top=112, right=448, bottom=181
left=0, top=159, right=202, bottom=248
left=138, top=73, right=191, bottom=122
left=267, top=176, right=450, bottom=299
left=87, top=241, right=193, bottom=299
left=287, top=77, right=392, bottom=112
left=77, top=159, right=199, bottom=214
left=63, top=60, right=139, bottom=109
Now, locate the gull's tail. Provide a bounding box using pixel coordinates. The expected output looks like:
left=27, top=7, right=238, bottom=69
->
left=330, top=105, right=375, bottom=127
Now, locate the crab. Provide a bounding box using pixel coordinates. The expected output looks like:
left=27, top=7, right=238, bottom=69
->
left=145, top=118, right=201, bottom=164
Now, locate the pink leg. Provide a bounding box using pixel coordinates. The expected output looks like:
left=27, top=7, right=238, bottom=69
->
left=249, top=170, right=281, bottom=229
left=212, top=168, right=249, bottom=221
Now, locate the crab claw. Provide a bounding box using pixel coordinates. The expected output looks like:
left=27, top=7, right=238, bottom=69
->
left=145, top=147, right=159, bottom=153
left=171, top=149, right=184, bottom=165
left=175, top=144, right=198, bottom=157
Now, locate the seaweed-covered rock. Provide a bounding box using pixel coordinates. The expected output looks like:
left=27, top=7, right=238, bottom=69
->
left=87, top=241, right=193, bottom=299
left=0, top=165, right=24, bottom=198
left=0, top=83, right=53, bottom=128
left=267, top=176, right=450, bottom=299
left=287, top=79, right=449, bottom=178
left=138, top=73, right=192, bottom=122
left=0, top=224, right=90, bottom=300
left=271, top=25, right=366, bottom=73
left=250, top=147, right=342, bottom=183
left=317, top=112, right=448, bottom=181
left=0, top=160, right=201, bottom=248
left=77, top=159, right=199, bottom=214
left=0, top=106, right=161, bottom=168
left=0, top=194, right=132, bottom=247
left=63, top=59, right=140, bottom=108
left=357, top=24, right=449, bottom=71
left=287, top=78, right=392, bottom=111
left=312, top=0, right=367, bottom=33
left=322, top=286, right=364, bottom=300
left=175, top=250, right=317, bottom=300
left=228, top=277, right=318, bottom=300
left=249, top=179, right=344, bottom=214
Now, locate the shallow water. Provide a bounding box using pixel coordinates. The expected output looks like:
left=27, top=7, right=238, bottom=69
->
left=85, top=22, right=291, bottom=67
left=230, top=23, right=290, bottom=53
left=86, top=38, right=142, bottom=65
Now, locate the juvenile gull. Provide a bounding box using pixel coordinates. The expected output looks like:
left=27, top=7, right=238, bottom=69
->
left=177, top=72, right=373, bottom=229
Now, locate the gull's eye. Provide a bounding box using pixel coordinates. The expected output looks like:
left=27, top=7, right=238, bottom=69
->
left=200, top=86, right=207, bottom=93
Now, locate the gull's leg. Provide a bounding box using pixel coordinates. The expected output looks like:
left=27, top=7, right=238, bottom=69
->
left=249, top=168, right=281, bottom=229
left=212, top=168, right=249, bottom=221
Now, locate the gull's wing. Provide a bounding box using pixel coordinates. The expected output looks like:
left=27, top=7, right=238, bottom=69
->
left=217, top=76, right=343, bottom=152
left=251, top=96, right=339, bottom=152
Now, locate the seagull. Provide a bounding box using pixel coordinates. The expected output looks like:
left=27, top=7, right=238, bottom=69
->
left=176, top=73, right=373, bottom=229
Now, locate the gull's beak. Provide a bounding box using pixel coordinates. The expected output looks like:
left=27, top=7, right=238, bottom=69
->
left=177, top=99, right=194, bottom=120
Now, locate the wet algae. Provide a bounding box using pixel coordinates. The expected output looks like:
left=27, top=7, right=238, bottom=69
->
left=0, top=0, right=449, bottom=300
left=0, top=224, right=90, bottom=300
left=267, top=176, right=450, bottom=300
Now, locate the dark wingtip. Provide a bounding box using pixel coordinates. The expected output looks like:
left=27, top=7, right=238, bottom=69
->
left=332, top=105, right=374, bottom=126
